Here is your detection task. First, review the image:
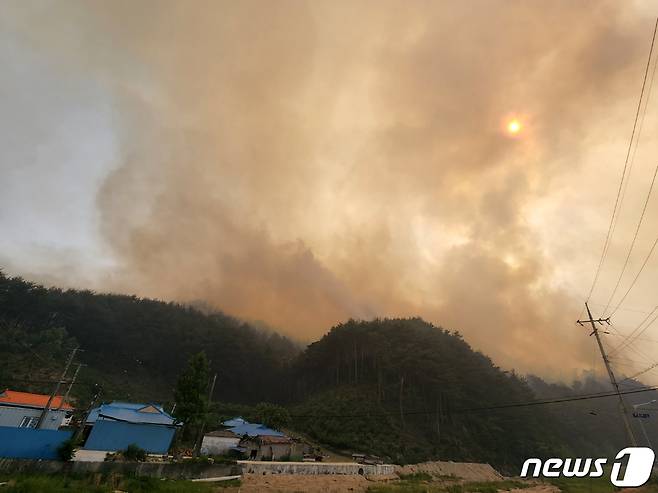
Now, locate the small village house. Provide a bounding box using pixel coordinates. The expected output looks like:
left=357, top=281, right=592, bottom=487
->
left=242, top=434, right=295, bottom=460
left=200, top=429, right=240, bottom=455
left=212, top=417, right=300, bottom=460
left=82, top=402, right=177, bottom=454
left=0, top=389, right=73, bottom=430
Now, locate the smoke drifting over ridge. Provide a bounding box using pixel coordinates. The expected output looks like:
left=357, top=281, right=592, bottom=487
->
left=3, top=1, right=658, bottom=376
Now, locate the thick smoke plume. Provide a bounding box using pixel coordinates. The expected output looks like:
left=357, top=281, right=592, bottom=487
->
left=3, top=1, right=657, bottom=377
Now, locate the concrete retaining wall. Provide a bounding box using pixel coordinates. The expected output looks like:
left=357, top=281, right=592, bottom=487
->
left=0, top=458, right=241, bottom=480
left=238, top=460, right=396, bottom=476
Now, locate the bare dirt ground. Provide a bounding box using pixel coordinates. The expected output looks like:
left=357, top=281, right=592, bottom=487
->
left=396, top=461, right=504, bottom=481
left=225, top=473, right=373, bottom=492
left=220, top=474, right=563, bottom=493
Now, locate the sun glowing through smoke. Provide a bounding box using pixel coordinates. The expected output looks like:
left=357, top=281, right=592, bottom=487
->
left=507, top=119, right=522, bottom=135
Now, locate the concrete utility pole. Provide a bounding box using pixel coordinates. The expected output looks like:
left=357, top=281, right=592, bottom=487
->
left=36, top=346, right=80, bottom=429
left=577, top=302, right=637, bottom=446
left=73, top=384, right=102, bottom=443
left=56, top=363, right=84, bottom=412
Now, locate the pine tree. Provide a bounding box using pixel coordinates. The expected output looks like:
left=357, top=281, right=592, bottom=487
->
left=173, top=351, right=210, bottom=428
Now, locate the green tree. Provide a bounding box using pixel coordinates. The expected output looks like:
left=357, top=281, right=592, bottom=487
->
left=173, top=351, right=210, bottom=428
left=253, top=402, right=291, bottom=430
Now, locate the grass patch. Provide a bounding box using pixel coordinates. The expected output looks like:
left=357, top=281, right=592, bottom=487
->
left=468, top=480, right=533, bottom=493
left=549, top=476, right=617, bottom=493
left=369, top=483, right=435, bottom=493
left=368, top=479, right=533, bottom=493
left=0, top=473, right=240, bottom=492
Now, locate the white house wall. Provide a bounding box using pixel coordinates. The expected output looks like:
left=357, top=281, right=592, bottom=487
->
left=0, top=405, right=67, bottom=430
left=200, top=436, right=240, bottom=455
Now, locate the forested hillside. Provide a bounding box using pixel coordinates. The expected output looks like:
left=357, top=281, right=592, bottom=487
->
left=288, top=318, right=566, bottom=467
left=2, top=271, right=656, bottom=471
left=0, top=271, right=300, bottom=404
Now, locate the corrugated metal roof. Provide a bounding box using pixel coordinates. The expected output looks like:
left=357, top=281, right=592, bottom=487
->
left=0, top=389, right=74, bottom=411
left=87, top=402, right=175, bottom=426
left=222, top=417, right=285, bottom=438
left=222, top=417, right=247, bottom=427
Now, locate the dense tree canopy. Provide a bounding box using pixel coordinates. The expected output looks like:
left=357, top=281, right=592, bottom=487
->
left=289, top=318, right=565, bottom=467
left=2, top=271, right=656, bottom=471
left=0, top=271, right=300, bottom=404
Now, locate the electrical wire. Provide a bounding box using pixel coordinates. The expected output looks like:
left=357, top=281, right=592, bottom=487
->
left=619, top=363, right=658, bottom=384
left=607, top=332, right=658, bottom=344
left=585, top=17, right=658, bottom=306
left=608, top=235, right=658, bottom=318
left=610, top=307, right=658, bottom=356
left=290, top=385, right=658, bottom=419
left=603, top=163, right=658, bottom=314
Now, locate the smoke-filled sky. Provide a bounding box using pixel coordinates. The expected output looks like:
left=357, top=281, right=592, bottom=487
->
left=4, top=0, right=658, bottom=379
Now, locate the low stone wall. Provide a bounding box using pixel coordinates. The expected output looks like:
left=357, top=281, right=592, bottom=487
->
left=0, top=458, right=241, bottom=479
left=238, top=460, right=396, bottom=476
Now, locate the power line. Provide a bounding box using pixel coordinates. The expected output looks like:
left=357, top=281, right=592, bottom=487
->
left=611, top=336, right=655, bottom=365
left=603, top=162, right=658, bottom=314
left=604, top=27, right=658, bottom=316
left=620, top=363, right=658, bottom=385
left=290, top=385, right=658, bottom=420
left=607, top=332, right=658, bottom=344
left=585, top=17, right=658, bottom=306
left=589, top=302, right=656, bottom=315
left=608, top=234, right=658, bottom=318
left=610, top=306, right=658, bottom=357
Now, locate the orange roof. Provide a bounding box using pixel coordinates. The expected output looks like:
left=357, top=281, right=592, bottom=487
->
left=0, top=389, right=74, bottom=410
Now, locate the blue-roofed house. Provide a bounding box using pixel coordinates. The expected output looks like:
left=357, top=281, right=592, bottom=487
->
left=220, top=417, right=295, bottom=460
left=221, top=417, right=285, bottom=438
left=82, top=402, right=177, bottom=454
left=222, top=417, right=248, bottom=428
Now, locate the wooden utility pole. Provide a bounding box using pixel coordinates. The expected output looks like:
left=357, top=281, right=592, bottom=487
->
left=577, top=302, right=637, bottom=446
left=36, top=346, right=80, bottom=429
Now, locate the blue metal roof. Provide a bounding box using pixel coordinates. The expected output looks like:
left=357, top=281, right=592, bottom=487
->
left=221, top=417, right=285, bottom=438
left=222, top=417, right=247, bottom=427
left=87, top=402, right=175, bottom=426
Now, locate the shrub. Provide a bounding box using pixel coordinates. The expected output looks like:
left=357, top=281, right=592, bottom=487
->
left=447, top=484, right=464, bottom=493
left=123, top=444, right=147, bottom=462
left=56, top=437, right=79, bottom=461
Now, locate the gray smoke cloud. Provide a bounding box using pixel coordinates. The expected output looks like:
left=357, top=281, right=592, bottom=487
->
left=2, top=0, right=657, bottom=377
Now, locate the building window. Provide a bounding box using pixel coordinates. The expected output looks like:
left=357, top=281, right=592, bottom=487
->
left=19, top=416, right=38, bottom=428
